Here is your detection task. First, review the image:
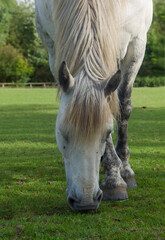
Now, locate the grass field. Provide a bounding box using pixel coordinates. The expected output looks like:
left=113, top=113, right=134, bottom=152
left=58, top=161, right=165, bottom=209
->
left=0, top=87, right=164, bottom=240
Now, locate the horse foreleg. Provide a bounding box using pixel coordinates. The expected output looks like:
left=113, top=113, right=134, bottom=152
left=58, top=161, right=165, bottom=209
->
left=116, top=37, right=146, bottom=188
left=101, top=134, right=128, bottom=201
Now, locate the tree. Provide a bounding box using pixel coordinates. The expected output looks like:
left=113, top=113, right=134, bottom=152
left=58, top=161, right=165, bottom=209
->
left=0, top=0, right=17, bottom=46
left=0, top=0, right=17, bottom=9
left=0, top=44, right=34, bottom=83
left=0, top=8, right=9, bottom=45
left=7, top=2, right=35, bottom=58
left=139, top=0, right=165, bottom=77
left=0, top=0, right=164, bottom=83
left=6, top=1, right=53, bottom=81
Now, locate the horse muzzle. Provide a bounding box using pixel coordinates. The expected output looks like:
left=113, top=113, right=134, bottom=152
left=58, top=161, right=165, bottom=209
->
left=67, top=189, right=103, bottom=211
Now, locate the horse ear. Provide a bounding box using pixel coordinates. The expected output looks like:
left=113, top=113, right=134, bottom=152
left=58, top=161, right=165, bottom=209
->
left=59, top=61, right=75, bottom=92
left=104, top=70, right=121, bottom=98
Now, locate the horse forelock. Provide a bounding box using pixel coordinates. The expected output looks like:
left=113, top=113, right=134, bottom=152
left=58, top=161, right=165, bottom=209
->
left=63, top=73, right=119, bottom=145
left=53, top=0, right=126, bottom=82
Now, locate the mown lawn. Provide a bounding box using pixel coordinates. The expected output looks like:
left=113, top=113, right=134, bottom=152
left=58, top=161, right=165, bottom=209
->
left=0, top=87, right=164, bottom=240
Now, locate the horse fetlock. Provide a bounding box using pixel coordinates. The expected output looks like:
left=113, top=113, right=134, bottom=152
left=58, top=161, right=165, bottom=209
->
left=121, top=164, right=134, bottom=178
left=102, top=176, right=126, bottom=189
left=121, top=165, right=137, bottom=189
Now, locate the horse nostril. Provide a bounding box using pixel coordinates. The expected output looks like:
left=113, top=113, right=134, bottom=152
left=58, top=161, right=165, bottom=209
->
left=95, top=190, right=103, bottom=204
left=68, top=197, right=74, bottom=208
left=68, top=196, right=79, bottom=210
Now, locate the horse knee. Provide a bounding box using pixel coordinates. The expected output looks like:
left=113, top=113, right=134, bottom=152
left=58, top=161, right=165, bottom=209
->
left=120, top=100, right=132, bottom=121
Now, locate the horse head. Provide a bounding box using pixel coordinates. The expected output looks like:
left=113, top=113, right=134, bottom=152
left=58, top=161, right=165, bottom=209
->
left=56, top=62, right=121, bottom=211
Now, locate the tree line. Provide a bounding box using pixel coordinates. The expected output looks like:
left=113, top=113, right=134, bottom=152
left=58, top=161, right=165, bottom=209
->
left=0, top=0, right=164, bottom=85
left=0, top=0, right=53, bottom=83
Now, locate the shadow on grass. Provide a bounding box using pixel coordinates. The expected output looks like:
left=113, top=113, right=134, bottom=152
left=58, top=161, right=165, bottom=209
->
left=0, top=104, right=58, bottom=144
left=0, top=104, right=164, bottom=219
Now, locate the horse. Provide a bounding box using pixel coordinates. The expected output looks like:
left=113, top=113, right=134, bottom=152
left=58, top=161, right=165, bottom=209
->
left=35, top=0, right=153, bottom=211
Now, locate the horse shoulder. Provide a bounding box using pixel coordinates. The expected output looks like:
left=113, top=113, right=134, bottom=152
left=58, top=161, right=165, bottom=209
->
left=123, top=0, right=153, bottom=38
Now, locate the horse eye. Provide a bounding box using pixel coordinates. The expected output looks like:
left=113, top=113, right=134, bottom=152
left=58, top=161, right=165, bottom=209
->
left=63, top=133, right=69, bottom=142
left=106, top=130, right=111, bottom=139
left=102, top=130, right=111, bottom=143
left=59, top=129, right=69, bottom=143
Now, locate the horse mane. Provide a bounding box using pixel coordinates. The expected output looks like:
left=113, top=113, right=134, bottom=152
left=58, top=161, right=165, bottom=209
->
left=53, top=0, right=125, bottom=143
left=53, top=0, right=125, bottom=81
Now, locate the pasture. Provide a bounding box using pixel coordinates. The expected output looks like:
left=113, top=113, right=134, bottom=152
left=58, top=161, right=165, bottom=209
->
left=0, top=87, right=164, bottom=240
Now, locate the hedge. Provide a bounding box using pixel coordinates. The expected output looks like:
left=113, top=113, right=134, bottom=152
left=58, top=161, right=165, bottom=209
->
left=134, top=76, right=165, bottom=87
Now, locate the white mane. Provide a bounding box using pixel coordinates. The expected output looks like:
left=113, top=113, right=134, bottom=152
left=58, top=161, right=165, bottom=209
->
left=53, top=0, right=125, bottom=81
left=51, top=0, right=125, bottom=143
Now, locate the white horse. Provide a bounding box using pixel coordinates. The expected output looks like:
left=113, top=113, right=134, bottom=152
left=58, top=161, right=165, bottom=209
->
left=35, top=0, right=153, bottom=211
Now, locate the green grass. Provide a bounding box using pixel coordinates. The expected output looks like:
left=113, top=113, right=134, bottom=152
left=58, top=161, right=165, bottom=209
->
left=0, top=87, right=165, bottom=240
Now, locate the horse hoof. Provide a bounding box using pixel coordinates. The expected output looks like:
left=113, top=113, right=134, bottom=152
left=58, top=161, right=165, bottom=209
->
left=124, top=176, right=137, bottom=189
left=102, top=187, right=128, bottom=201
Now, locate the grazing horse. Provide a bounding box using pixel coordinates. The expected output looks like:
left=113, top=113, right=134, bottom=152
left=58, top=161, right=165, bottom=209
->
left=35, top=0, right=153, bottom=211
